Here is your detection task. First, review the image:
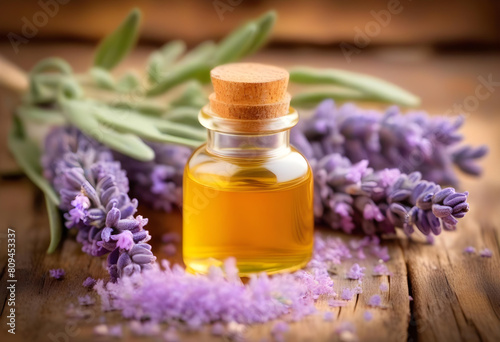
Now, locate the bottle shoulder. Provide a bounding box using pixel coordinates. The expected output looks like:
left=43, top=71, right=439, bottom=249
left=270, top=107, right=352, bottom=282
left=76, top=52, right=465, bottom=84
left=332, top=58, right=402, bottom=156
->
left=185, top=144, right=312, bottom=189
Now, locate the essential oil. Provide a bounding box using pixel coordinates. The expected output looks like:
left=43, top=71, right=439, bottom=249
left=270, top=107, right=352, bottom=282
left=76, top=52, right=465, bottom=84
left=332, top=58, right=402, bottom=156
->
left=183, top=63, right=314, bottom=275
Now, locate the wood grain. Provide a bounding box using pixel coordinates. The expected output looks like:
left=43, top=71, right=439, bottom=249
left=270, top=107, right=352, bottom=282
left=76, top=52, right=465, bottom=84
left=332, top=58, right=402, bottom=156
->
left=0, top=44, right=499, bottom=341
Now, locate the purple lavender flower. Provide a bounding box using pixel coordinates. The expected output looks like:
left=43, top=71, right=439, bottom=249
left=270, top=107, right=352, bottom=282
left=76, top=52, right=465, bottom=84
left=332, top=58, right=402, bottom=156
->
left=363, top=311, right=373, bottom=321
left=49, top=268, right=65, bottom=279
left=114, top=142, right=191, bottom=212
left=291, top=100, right=487, bottom=186
left=379, top=283, right=389, bottom=292
left=42, top=126, right=156, bottom=280
left=310, top=152, right=469, bottom=236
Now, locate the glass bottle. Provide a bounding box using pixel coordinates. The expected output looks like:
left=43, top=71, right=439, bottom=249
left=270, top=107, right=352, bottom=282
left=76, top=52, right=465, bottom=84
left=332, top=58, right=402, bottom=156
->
left=183, top=63, right=314, bottom=275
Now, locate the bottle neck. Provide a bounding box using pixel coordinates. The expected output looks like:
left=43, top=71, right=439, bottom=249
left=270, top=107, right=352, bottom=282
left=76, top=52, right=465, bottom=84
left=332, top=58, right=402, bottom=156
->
left=206, top=130, right=291, bottom=158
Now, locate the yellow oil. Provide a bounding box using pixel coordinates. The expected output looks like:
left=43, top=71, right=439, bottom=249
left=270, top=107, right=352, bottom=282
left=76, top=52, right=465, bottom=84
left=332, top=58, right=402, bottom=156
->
left=183, top=145, right=314, bottom=275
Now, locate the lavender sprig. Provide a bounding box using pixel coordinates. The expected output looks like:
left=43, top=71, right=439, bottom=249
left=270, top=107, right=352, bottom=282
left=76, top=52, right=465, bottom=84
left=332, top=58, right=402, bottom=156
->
left=292, top=100, right=487, bottom=185
left=113, top=142, right=191, bottom=212
left=42, top=126, right=156, bottom=280
left=311, top=153, right=469, bottom=236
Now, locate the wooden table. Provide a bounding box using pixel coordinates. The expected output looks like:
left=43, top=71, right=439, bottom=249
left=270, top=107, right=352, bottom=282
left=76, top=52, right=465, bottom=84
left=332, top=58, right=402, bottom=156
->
left=0, top=43, right=499, bottom=342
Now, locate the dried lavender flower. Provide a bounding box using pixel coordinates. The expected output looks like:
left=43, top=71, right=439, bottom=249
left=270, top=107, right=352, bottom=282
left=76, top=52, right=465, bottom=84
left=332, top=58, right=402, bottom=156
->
left=42, top=126, right=156, bottom=280
left=291, top=100, right=487, bottom=186
left=363, top=311, right=373, bottom=321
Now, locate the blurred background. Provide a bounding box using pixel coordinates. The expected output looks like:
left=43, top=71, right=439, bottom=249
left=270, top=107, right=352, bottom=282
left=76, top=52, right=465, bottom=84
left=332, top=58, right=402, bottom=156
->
left=0, top=0, right=499, bottom=47
left=0, top=0, right=499, bottom=173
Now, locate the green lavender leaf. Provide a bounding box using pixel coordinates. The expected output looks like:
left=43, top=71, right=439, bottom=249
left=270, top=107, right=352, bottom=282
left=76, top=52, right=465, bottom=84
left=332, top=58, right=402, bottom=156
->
left=291, top=88, right=376, bottom=108
left=94, top=8, right=141, bottom=70
left=26, top=73, right=83, bottom=104
left=89, top=67, right=116, bottom=90
left=16, top=105, right=66, bottom=124
left=91, top=104, right=204, bottom=146
left=212, top=22, right=258, bottom=65
left=146, top=116, right=206, bottom=141
left=45, top=193, right=62, bottom=254
left=243, top=10, right=277, bottom=56
left=164, top=106, right=201, bottom=126
left=111, top=99, right=167, bottom=116
left=146, top=61, right=210, bottom=97
left=289, top=67, right=421, bottom=107
left=116, top=71, right=140, bottom=93
left=147, top=40, right=186, bottom=84
left=60, top=99, right=155, bottom=161
left=179, top=41, right=216, bottom=67
left=170, top=81, right=207, bottom=109
left=7, top=119, right=60, bottom=206
left=30, top=57, right=73, bottom=76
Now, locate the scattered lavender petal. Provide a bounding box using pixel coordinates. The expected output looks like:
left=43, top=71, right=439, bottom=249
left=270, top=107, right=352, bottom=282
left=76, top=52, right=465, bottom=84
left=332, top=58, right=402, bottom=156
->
left=211, top=323, right=225, bottom=336
left=91, top=235, right=386, bottom=329
left=323, top=311, right=335, bottom=321
left=463, top=246, right=476, bottom=254
left=346, top=264, right=365, bottom=280
left=163, top=243, right=177, bottom=256
left=409, top=296, right=414, bottom=301
left=129, top=321, right=161, bottom=336
left=368, top=295, right=382, bottom=307
left=272, top=321, right=289, bottom=334
left=328, top=299, right=348, bottom=307
left=353, top=283, right=363, bottom=294
left=373, top=264, right=390, bottom=276
left=82, top=277, right=97, bottom=288
left=78, top=294, right=95, bottom=306
left=363, top=311, right=373, bottom=322
left=479, top=248, right=493, bottom=258
left=49, top=268, right=65, bottom=280
left=379, top=283, right=389, bottom=292
left=341, top=288, right=354, bottom=301
left=163, top=328, right=179, bottom=342
left=162, top=232, right=181, bottom=244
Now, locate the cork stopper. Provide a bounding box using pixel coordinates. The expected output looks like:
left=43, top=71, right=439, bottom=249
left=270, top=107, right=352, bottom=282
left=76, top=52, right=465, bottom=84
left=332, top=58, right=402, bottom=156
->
left=209, top=63, right=290, bottom=119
